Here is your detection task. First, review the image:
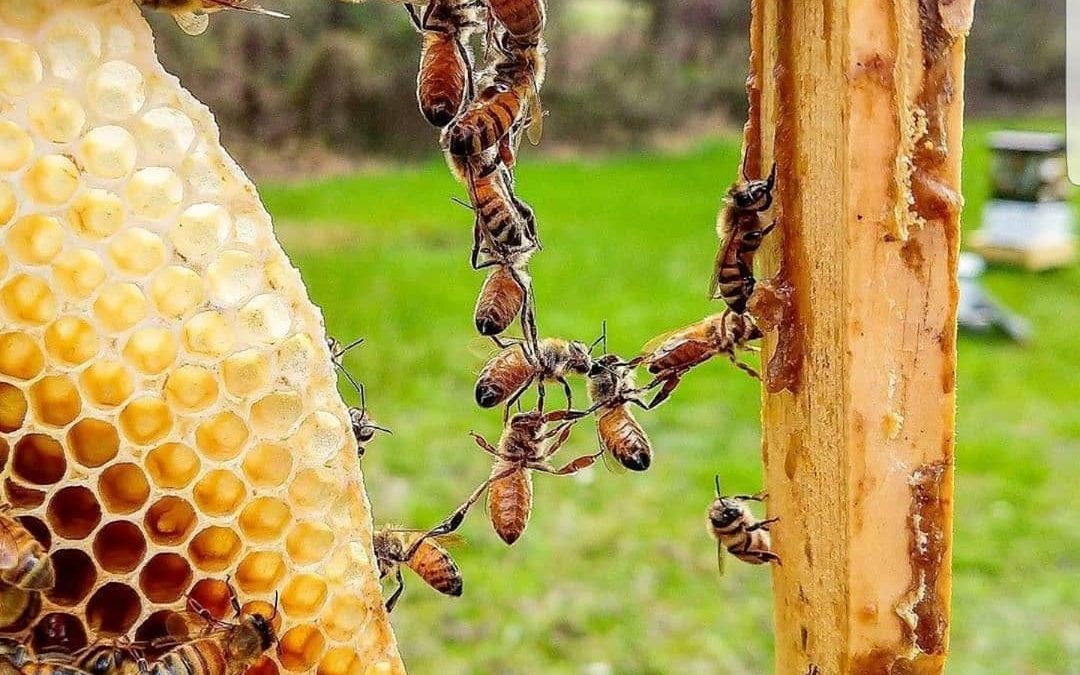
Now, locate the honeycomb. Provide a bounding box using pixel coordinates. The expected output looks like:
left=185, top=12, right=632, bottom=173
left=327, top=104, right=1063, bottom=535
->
left=0, top=2, right=404, bottom=673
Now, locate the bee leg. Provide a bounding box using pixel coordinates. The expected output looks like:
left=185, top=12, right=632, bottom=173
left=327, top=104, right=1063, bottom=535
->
left=747, top=517, right=780, bottom=532
left=506, top=264, right=540, bottom=357
left=469, top=431, right=500, bottom=457
left=530, top=448, right=604, bottom=475
left=416, top=465, right=518, bottom=551
left=540, top=408, right=589, bottom=425
left=404, top=4, right=423, bottom=31
left=454, top=36, right=476, bottom=101
left=735, top=491, right=768, bottom=502
left=535, top=380, right=546, bottom=413
left=645, top=376, right=681, bottom=409
left=750, top=549, right=782, bottom=565
left=727, top=352, right=761, bottom=380
left=385, top=568, right=406, bottom=613
left=556, top=376, right=574, bottom=410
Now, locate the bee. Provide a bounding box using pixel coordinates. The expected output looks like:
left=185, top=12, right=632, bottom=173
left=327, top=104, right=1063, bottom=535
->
left=406, top=1, right=484, bottom=128
left=485, top=0, right=547, bottom=43
left=474, top=258, right=529, bottom=338
left=474, top=336, right=597, bottom=413
left=446, top=34, right=547, bottom=157
left=372, top=527, right=463, bottom=613
left=709, top=165, right=777, bottom=314
left=585, top=354, right=653, bottom=472
left=70, top=645, right=141, bottom=675
left=707, top=476, right=781, bottom=573
left=147, top=584, right=276, bottom=675
left=135, top=1, right=288, bottom=37
left=0, top=507, right=55, bottom=591
left=634, top=311, right=762, bottom=408
left=0, top=585, right=40, bottom=633
left=455, top=153, right=541, bottom=271
left=327, top=337, right=391, bottom=453
left=0, top=639, right=93, bottom=675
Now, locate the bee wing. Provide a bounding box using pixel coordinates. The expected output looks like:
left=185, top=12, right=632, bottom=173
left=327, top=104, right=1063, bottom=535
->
left=173, top=12, right=210, bottom=36
left=592, top=424, right=627, bottom=475
left=400, top=531, right=466, bottom=551
left=525, top=84, right=544, bottom=146
left=638, top=328, right=683, bottom=359
left=0, top=522, right=18, bottom=569
left=163, top=610, right=211, bottom=642
left=204, top=0, right=290, bottom=18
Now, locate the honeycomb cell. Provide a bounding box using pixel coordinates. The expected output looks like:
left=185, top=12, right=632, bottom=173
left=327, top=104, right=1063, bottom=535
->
left=223, top=349, right=271, bottom=398
left=0, top=121, right=33, bottom=172
left=133, top=611, right=173, bottom=650
left=251, top=391, right=303, bottom=439
left=80, top=125, right=137, bottom=179
left=282, top=575, right=328, bottom=620
left=85, top=582, right=141, bottom=635
left=45, top=316, right=100, bottom=366
left=67, top=419, right=120, bottom=468
left=122, top=327, right=177, bottom=375
left=297, top=412, right=348, bottom=463
left=208, top=249, right=262, bottom=305
left=0, top=38, right=42, bottom=97
left=236, top=551, right=287, bottom=595
left=0, top=332, right=44, bottom=379
left=188, top=526, right=243, bottom=573
left=184, top=310, right=234, bottom=357
left=171, top=203, right=231, bottom=261
left=98, top=462, right=150, bottom=514
left=69, top=189, right=125, bottom=239
left=28, top=88, right=87, bottom=144
left=53, top=249, right=106, bottom=299
left=289, top=468, right=344, bottom=515
left=47, top=484, right=101, bottom=539
left=139, top=552, right=193, bottom=603
left=145, top=443, right=200, bottom=489
left=4, top=479, right=45, bottom=508
left=30, top=374, right=81, bottom=427
left=182, top=149, right=227, bottom=196
left=109, top=228, right=166, bottom=275
left=93, top=520, right=147, bottom=573
left=128, top=167, right=182, bottom=219
left=42, top=22, right=101, bottom=80
left=242, top=443, right=293, bottom=489
left=144, top=496, right=197, bottom=546
left=0, top=181, right=14, bottom=226
left=192, top=469, right=246, bottom=517
left=286, top=522, right=335, bottom=567
left=16, top=515, right=51, bottom=550
left=24, top=155, right=80, bottom=205
left=186, top=578, right=232, bottom=619
left=164, top=364, right=219, bottom=412
left=87, top=60, right=145, bottom=121
left=45, top=549, right=97, bottom=606
left=93, top=283, right=148, bottom=333
left=0, top=437, right=7, bottom=469
left=150, top=266, right=205, bottom=319
left=195, top=411, right=248, bottom=461
left=118, top=396, right=173, bottom=445
left=320, top=595, right=370, bottom=643
left=278, top=626, right=326, bottom=673
left=9, top=215, right=63, bottom=265
left=13, top=434, right=66, bottom=485
left=241, top=600, right=282, bottom=631
left=239, top=294, right=292, bottom=344
left=80, top=360, right=135, bottom=408
left=238, top=497, right=291, bottom=543
left=0, top=1, right=45, bottom=30
left=0, top=382, right=27, bottom=432
left=32, top=612, right=88, bottom=654
left=137, top=108, right=196, bottom=165
left=318, top=648, right=364, bottom=675
left=2, top=274, right=57, bottom=325
left=249, top=657, right=280, bottom=675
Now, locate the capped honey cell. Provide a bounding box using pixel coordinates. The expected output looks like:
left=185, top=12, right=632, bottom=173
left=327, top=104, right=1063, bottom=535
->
left=145, top=443, right=200, bottom=490
left=164, top=364, right=219, bottom=412
left=2, top=274, right=57, bottom=325
left=69, top=189, right=125, bottom=239
left=67, top=419, right=120, bottom=468
left=123, top=326, right=178, bottom=375
left=118, top=396, right=173, bottom=445
left=208, top=250, right=263, bottom=306
left=0, top=182, right=15, bottom=226
left=0, top=38, right=42, bottom=97
left=195, top=410, right=249, bottom=460
left=238, top=497, right=291, bottom=543
left=286, top=522, right=335, bottom=567
left=109, top=228, right=166, bottom=276
left=184, top=310, right=234, bottom=357
left=98, top=462, right=150, bottom=514
left=30, top=374, right=81, bottom=427
left=223, top=348, right=271, bottom=398
left=236, top=550, right=288, bottom=595
left=318, top=648, right=363, bottom=675
left=53, top=249, right=106, bottom=299
left=192, top=469, right=246, bottom=517
left=188, top=526, right=242, bottom=573
left=282, top=575, right=328, bottom=620
left=28, top=88, right=86, bottom=143
left=136, top=107, right=195, bottom=164
left=242, top=442, right=293, bottom=488
left=80, top=360, right=135, bottom=408
left=0, top=120, right=34, bottom=171
left=127, top=167, right=182, bottom=219
left=80, top=125, right=137, bottom=179
left=319, top=595, right=371, bottom=643
left=24, top=154, right=79, bottom=205
left=151, top=266, right=206, bottom=318
left=93, top=282, right=148, bottom=333
left=42, top=21, right=101, bottom=80
left=0, top=332, right=44, bottom=379
left=45, top=316, right=100, bottom=366
left=9, top=214, right=64, bottom=265
left=87, top=60, right=145, bottom=121
left=251, top=391, right=303, bottom=439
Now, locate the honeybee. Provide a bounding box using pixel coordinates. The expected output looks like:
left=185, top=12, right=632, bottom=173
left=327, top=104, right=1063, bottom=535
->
left=372, top=527, right=463, bottom=613
left=0, top=585, right=40, bottom=633
left=585, top=354, right=653, bottom=472
left=406, top=1, right=484, bottom=128
left=135, top=1, right=288, bottom=37
left=709, top=165, right=777, bottom=314
left=327, top=337, right=391, bottom=453
left=455, top=152, right=541, bottom=270
left=634, top=311, right=762, bottom=408
left=422, top=410, right=595, bottom=545
left=474, top=336, right=596, bottom=413
left=474, top=258, right=528, bottom=337
left=146, top=584, right=276, bottom=675
left=708, top=476, right=780, bottom=573
left=0, top=639, right=93, bottom=675
left=486, top=0, right=547, bottom=43
left=71, top=645, right=141, bottom=675
left=446, top=34, right=547, bottom=157
left=0, top=507, right=55, bottom=591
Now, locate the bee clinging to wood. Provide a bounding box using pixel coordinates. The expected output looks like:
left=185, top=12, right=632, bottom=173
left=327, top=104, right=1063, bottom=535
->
left=0, top=507, right=55, bottom=592
left=428, top=410, right=599, bottom=545
left=372, top=527, right=464, bottom=613
left=406, top=0, right=484, bottom=128
left=474, top=335, right=596, bottom=414
left=147, top=582, right=276, bottom=675
left=708, top=476, right=781, bottom=573
left=135, top=1, right=288, bottom=37
left=709, top=164, right=778, bottom=314
left=585, top=353, right=654, bottom=472
left=485, top=0, right=547, bottom=44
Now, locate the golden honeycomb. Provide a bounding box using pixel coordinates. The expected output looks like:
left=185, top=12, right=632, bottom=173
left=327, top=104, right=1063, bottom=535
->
left=0, top=2, right=404, bottom=673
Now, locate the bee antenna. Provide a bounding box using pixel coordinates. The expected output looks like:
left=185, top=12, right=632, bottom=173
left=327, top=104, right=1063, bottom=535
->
left=335, top=337, right=365, bottom=358
left=450, top=196, right=474, bottom=211
left=225, top=575, right=241, bottom=616
left=588, top=320, right=607, bottom=356
left=271, top=591, right=279, bottom=621
left=714, top=475, right=722, bottom=498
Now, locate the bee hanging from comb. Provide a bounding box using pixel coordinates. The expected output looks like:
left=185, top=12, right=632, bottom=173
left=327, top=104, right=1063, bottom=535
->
left=372, top=526, right=464, bottom=612
left=709, top=164, right=778, bottom=314
left=135, top=1, right=289, bottom=37
left=707, top=476, right=781, bottom=574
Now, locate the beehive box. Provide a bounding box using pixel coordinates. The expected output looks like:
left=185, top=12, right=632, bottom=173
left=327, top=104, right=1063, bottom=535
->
left=0, top=1, right=404, bottom=673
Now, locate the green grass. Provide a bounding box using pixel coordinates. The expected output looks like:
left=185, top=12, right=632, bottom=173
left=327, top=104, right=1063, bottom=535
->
left=262, top=120, right=1079, bottom=675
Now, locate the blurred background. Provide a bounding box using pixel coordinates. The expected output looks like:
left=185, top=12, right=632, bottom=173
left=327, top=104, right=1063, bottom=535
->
left=148, top=1, right=1076, bottom=673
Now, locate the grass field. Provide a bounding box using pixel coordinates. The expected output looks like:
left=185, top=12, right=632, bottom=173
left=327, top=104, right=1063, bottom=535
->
left=262, top=121, right=1079, bottom=675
